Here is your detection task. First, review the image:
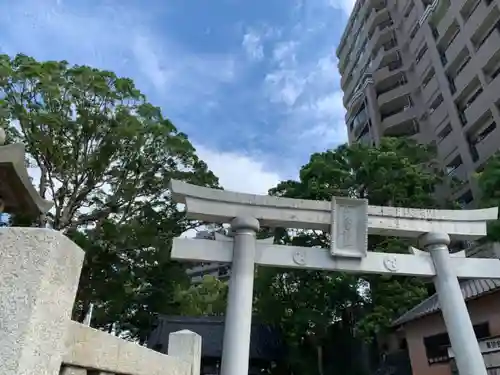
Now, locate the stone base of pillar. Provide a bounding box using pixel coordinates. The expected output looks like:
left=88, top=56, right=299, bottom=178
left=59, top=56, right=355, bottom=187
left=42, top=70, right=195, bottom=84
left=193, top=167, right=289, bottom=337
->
left=0, top=228, right=84, bottom=375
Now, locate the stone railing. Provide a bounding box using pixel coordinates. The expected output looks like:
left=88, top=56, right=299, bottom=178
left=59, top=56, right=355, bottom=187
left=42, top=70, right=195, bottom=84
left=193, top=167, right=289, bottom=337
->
left=0, top=228, right=201, bottom=375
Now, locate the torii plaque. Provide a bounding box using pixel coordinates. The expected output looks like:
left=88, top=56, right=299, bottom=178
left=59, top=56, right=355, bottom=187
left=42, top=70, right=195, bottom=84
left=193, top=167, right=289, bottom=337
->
left=170, top=180, right=499, bottom=375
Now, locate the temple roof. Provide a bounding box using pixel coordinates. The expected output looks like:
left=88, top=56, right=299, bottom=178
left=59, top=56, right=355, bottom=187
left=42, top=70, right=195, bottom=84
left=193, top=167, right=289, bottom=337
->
left=147, top=315, right=286, bottom=361
left=393, top=243, right=500, bottom=326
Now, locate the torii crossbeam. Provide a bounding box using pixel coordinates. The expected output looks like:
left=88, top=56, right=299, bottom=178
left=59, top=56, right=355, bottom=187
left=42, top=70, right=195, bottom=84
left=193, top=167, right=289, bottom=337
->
left=170, top=180, right=499, bottom=375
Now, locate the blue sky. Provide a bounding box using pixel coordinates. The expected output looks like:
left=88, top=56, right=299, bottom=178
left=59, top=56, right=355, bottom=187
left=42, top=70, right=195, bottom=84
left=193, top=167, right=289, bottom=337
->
left=0, top=0, right=354, bottom=194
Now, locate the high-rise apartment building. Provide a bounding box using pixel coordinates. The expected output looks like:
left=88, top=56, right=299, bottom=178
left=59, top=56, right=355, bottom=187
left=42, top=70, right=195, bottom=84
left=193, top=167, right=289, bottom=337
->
left=337, top=0, right=500, bottom=206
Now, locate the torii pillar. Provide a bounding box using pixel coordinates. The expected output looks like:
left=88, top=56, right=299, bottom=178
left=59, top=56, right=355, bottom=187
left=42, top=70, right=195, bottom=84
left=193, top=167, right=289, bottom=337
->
left=169, top=180, right=500, bottom=375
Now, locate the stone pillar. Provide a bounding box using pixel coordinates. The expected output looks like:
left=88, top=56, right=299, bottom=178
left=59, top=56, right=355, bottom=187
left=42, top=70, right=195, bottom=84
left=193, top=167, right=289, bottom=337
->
left=0, top=228, right=85, bottom=375
left=421, top=232, right=487, bottom=375
left=220, top=216, right=259, bottom=375
left=168, top=330, right=202, bottom=375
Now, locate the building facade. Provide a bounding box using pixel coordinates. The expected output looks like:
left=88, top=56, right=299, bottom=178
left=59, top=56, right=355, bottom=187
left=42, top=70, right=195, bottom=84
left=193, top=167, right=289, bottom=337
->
left=337, top=0, right=500, bottom=204
left=381, top=243, right=500, bottom=375
left=185, top=230, right=231, bottom=284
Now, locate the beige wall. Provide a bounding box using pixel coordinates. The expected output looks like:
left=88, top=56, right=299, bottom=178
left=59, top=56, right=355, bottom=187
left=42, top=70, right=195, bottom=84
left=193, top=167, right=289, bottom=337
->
left=401, top=291, right=500, bottom=375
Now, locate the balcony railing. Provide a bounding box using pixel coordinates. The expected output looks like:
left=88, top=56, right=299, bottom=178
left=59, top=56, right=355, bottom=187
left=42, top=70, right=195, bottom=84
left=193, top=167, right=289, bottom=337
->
left=377, top=77, right=407, bottom=97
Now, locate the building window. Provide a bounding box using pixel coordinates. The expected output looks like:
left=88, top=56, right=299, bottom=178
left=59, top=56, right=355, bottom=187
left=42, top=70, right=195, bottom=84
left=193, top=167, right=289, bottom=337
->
left=404, top=1, right=415, bottom=17
left=410, top=23, right=420, bottom=39
left=461, top=0, right=482, bottom=22
left=457, top=190, right=474, bottom=207
left=424, top=323, right=490, bottom=364
left=437, top=123, right=452, bottom=141
left=475, top=121, right=497, bottom=143
left=446, top=155, right=463, bottom=176
left=422, top=68, right=435, bottom=88
left=424, top=332, right=450, bottom=364
left=416, top=44, right=428, bottom=63
left=430, top=94, right=444, bottom=113
left=466, top=87, right=483, bottom=108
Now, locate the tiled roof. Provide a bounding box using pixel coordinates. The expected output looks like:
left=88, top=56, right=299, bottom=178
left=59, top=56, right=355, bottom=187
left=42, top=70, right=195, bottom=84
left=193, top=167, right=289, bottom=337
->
left=392, top=279, right=500, bottom=326
left=393, top=243, right=500, bottom=327
left=146, top=315, right=286, bottom=360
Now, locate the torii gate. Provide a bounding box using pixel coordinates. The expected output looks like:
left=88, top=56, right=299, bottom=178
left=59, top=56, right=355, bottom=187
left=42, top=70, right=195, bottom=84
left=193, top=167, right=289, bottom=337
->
left=170, top=180, right=500, bottom=375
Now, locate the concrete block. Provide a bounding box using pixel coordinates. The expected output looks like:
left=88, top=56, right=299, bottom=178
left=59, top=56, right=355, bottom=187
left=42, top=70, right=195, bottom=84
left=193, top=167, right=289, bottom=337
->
left=0, top=228, right=85, bottom=375
left=168, top=330, right=202, bottom=375
left=63, top=321, right=191, bottom=375
left=60, top=366, right=88, bottom=375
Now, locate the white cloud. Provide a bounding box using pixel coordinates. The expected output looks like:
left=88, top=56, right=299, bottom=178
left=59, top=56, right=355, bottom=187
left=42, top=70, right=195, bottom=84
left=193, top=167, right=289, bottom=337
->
left=242, top=30, right=265, bottom=62
left=0, top=0, right=238, bottom=112
left=327, top=0, right=357, bottom=15
left=263, top=20, right=348, bottom=150
left=194, top=144, right=283, bottom=195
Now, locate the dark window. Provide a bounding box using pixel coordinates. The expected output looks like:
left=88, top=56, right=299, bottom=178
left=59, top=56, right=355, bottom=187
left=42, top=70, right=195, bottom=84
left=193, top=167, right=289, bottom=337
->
left=491, top=65, right=500, bottom=80
left=424, top=323, right=490, bottom=364
left=404, top=1, right=415, bottom=17
left=410, top=23, right=420, bottom=39
left=416, top=44, right=428, bottom=63
left=457, top=190, right=474, bottom=207
left=466, top=88, right=483, bottom=108
left=455, top=56, right=471, bottom=77
left=424, top=332, right=450, bottom=364
left=430, top=95, right=444, bottom=112
left=476, top=122, right=497, bottom=143
left=437, top=124, right=452, bottom=141
left=446, top=155, right=463, bottom=175
left=431, top=26, right=439, bottom=39
left=461, top=0, right=481, bottom=21
left=423, top=69, right=435, bottom=87
left=399, top=338, right=408, bottom=350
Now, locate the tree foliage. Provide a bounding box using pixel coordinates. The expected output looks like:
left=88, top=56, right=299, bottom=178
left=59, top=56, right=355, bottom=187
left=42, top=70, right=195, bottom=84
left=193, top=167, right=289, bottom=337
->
left=175, top=275, right=228, bottom=316
left=477, top=151, right=500, bottom=241
left=254, top=138, right=445, bottom=374
left=0, top=53, right=219, bottom=342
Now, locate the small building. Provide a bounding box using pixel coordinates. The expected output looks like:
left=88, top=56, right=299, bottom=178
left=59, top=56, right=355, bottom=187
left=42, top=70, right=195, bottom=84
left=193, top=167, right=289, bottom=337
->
left=147, top=315, right=286, bottom=375
left=383, top=243, right=500, bottom=375
left=185, top=230, right=232, bottom=284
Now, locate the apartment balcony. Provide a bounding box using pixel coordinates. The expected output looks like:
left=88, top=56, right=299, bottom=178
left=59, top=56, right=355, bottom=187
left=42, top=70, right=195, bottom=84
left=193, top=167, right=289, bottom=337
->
left=444, top=33, right=463, bottom=68
left=429, top=101, right=448, bottom=128
left=415, top=56, right=432, bottom=81
left=475, top=124, right=500, bottom=165
left=437, top=131, right=457, bottom=158
left=373, top=60, right=404, bottom=83
left=370, top=23, right=394, bottom=54
left=357, top=131, right=373, bottom=146
left=436, top=3, right=455, bottom=37
left=403, top=7, right=419, bottom=36
left=377, top=82, right=411, bottom=107
left=447, top=163, right=468, bottom=182
left=464, top=0, right=497, bottom=39
left=381, top=107, right=417, bottom=133
left=409, top=31, right=426, bottom=56
left=366, top=6, right=389, bottom=38
left=428, top=0, right=450, bottom=26
left=422, top=76, right=439, bottom=103
left=453, top=57, right=474, bottom=97
left=476, top=29, right=500, bottom=69
left=464, top=92, right=489, bottom=128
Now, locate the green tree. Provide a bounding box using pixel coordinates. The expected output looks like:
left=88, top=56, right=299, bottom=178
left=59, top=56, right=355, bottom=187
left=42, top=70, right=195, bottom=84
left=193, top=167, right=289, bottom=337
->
left=477, top=151, right=500, bottom=241
left=0, top=53, right=219, bottom=342
left=175, top=275, right=228, bottom=316
left=255, top=138, right=445, bottom=375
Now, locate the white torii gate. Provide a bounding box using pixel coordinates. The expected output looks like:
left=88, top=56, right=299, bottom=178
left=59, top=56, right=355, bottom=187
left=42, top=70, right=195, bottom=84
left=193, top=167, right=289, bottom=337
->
left=170, top=180, right=500, bottom=375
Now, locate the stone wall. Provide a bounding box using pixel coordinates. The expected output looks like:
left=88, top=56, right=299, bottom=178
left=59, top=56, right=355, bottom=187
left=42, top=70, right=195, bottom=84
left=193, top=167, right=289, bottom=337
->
left=0, top=227, right=201, bottom=375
